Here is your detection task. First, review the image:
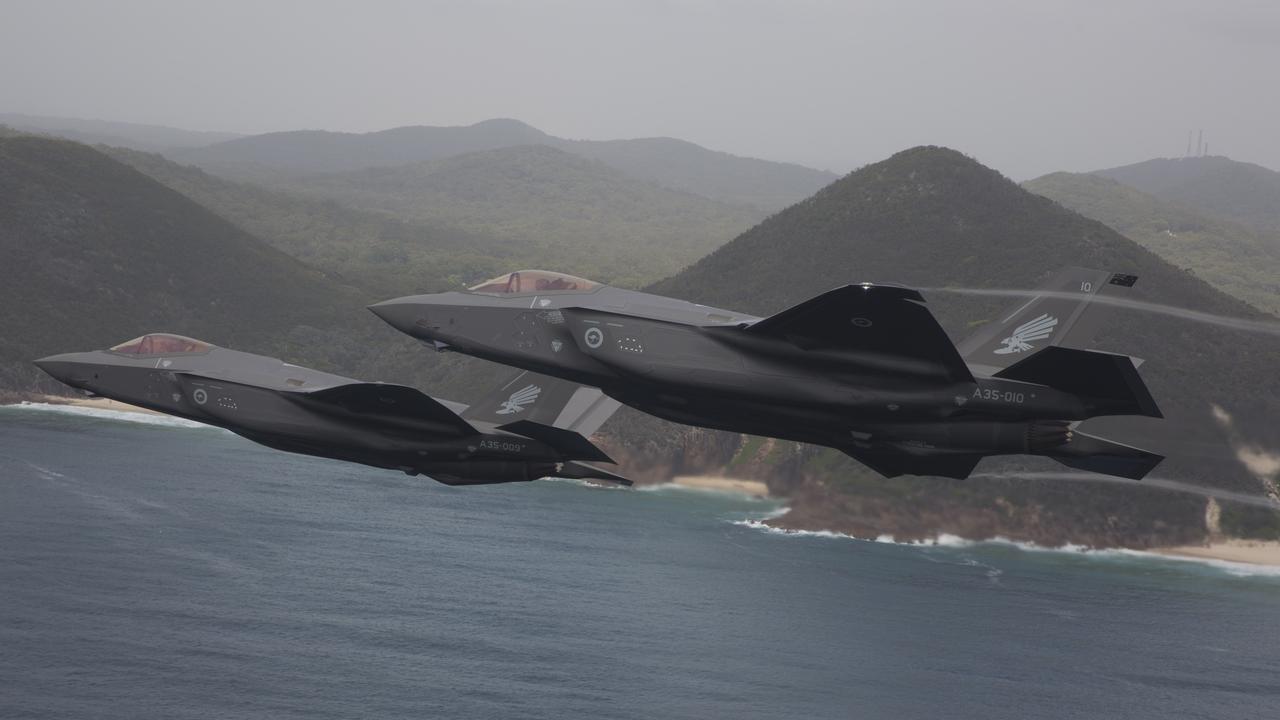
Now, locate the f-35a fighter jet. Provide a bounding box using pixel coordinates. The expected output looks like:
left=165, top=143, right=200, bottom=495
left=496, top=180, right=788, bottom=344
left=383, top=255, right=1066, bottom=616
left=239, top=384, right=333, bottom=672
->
left=35, top=334, right=627, bottom=486
left=370, top=268, right=1163, bottom=480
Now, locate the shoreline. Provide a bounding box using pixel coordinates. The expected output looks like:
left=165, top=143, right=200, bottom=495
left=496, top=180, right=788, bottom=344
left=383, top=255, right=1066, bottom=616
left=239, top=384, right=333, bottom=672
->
left=1153, top=539, right=1280, bottom=567
left=8, top=397, right=1278, bottom=566
left=8, top=394, right=163, bottom=416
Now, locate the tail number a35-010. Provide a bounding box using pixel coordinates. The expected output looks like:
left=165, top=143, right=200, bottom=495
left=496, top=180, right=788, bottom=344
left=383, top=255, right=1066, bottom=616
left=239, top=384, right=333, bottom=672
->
left=972, top=387, right=1026, bottom=404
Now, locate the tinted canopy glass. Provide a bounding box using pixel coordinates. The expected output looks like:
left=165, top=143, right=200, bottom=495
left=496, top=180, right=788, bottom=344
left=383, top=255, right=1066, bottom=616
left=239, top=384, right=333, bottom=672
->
left=468, top=270, right=600, bottom=295
left=110, top=334, right=213, bottom=355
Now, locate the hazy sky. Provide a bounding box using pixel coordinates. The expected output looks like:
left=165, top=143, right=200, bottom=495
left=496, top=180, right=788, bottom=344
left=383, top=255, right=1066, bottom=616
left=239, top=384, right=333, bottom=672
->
left=3, top=0, right=1276, bottom=178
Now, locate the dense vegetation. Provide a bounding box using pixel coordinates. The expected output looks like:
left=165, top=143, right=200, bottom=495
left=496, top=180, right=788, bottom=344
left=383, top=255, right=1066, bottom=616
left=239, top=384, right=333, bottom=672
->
left=0, top=135, right=510, bottom=400
left=110, top=143, right=761, bottom=291
left=1025, top=172, right=1280, bottom=315
left=280, top=145, right=761, bottom=287
left=103, top=146, right=524, bottom=298
left=1094, top=156, right=1280, bottom=238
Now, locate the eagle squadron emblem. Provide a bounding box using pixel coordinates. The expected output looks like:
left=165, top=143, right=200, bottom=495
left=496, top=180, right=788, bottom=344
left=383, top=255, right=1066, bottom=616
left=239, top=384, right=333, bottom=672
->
left=994, top=313, right=1058, bottom=355
left=496, top=384, right=541, bottom=414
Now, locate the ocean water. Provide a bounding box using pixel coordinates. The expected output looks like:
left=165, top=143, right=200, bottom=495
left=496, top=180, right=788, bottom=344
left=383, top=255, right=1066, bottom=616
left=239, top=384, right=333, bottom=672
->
left=2, top=404, right=1278, bottom=719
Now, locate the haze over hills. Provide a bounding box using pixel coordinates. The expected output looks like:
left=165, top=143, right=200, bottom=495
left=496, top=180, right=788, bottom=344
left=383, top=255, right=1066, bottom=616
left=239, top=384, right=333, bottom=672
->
left=166, top=118, right=838, bottom=211
left=0, top=113, right=243, bottom=151
left=1025, top=172, right=1280, bottom=316
left=636, top=146, right=1280, bottom=545
left=0, top=135, right=352, bottom=387
left=1093, top=156, right=1280, bottom=238
left=0, top=135, right=509, bottom=400
left=281, top=144, right=760, bottom=286
left=101, top=145, right=524, bottom=298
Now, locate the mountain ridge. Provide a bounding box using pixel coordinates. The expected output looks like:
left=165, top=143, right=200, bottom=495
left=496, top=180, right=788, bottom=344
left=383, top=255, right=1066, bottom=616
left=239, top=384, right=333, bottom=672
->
left=1093, top=155, right=1280, bottom=238
left=0, top=112, right=243, bottom=151
left=167, top=118, right=838, bottom=211
left=277, top=143, right=761, bottom=287
left=1024, top=171, right=1280, bottom=316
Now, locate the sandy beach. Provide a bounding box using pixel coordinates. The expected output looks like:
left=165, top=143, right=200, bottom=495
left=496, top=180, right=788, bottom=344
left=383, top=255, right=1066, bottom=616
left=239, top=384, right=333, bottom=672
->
left=18, top=394, right=162, bottom=416
left=1154, top=539, right=1280, bottom=567
left=670, top=475, right=770, bottom=497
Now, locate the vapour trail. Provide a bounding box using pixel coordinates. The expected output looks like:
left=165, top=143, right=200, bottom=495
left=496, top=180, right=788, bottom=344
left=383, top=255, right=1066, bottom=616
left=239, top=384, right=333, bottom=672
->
left=920, top=287, right=1280, bottom=338
left=973, top=471, right=1279, bottom=509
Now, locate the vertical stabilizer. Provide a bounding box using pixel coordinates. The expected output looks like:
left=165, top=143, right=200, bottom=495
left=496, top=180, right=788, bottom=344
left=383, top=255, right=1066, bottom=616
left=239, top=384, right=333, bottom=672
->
left=957, top=267, right=1138, bottom=375
left=460, top=370, right=620, bottom=435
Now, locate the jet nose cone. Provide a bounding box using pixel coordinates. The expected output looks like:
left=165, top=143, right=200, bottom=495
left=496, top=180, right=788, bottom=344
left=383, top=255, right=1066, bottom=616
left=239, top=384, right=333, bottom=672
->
left=33, top=353, right=84, bottom=385
left=368, top=298, right=422, bottom=336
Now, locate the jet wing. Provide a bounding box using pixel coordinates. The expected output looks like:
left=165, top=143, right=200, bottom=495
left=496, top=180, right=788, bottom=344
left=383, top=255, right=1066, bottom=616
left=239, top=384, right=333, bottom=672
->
left=557, top=461, right=632, bottom=486
left=297, top=382, right=478, bottom=437
left=744, top=284, right=973, bottom=383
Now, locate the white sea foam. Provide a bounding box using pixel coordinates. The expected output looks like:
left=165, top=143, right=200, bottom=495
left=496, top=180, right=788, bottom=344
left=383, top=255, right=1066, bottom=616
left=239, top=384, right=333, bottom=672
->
left=732, top=517, right=859, bottom=541
left=540, top=476, right=629, bottom=490
left=734, top=519, right=1280, bottom=577
left=6, top=402, right=213, bottom=430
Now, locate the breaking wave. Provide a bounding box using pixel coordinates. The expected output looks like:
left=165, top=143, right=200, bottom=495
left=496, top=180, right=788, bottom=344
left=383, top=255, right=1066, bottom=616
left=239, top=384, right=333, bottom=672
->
left=732, top=517, right=1280, bottom=577
left=540, top=476, right=629, bottom=490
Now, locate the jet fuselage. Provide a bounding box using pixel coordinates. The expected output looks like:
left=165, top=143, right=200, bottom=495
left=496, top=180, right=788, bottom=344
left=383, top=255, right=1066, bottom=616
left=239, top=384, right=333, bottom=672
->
left=369, top=280, right=1141, bottom=471
left=36, top=340, right=606, bottom=485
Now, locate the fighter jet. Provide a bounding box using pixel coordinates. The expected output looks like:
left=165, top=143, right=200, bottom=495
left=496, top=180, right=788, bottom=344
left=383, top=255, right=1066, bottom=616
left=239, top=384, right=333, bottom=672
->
left=370, top=268, right=1164, bottom=480
left=34, top=333, right=628, bottom=486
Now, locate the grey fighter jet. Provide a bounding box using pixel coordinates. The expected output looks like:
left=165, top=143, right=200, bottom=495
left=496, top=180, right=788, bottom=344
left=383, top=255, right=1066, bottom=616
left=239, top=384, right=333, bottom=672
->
left=370, top=268, right=1164, bottom=480
left=35, top=334, right=628, bottom=486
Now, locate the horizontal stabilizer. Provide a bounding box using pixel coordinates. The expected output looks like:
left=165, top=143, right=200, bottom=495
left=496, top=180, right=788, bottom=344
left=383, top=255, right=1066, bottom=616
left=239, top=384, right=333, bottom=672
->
left=1047, top=430, right=1164, bottom=480
left=300, top=382, right=477, bottom=436
left=557, top=461, right=632, bottom=486
left=745, top=284, right=972, bottom=382
left=995, top=346, right=1161, bottom=418
left=841, top=446, right=982, bottom=479
left=497, top=419, right=614, bottom=463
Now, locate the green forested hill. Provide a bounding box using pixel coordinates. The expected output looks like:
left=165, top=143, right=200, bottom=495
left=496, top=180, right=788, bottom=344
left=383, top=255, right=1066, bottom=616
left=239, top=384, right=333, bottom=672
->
left=0, top=136, right=508, bottom=399
left=0, top=135, right=348, bottom=384
left=280, top=144, right=762, bottom=287
left=166, top=118, right=837, bottom=211
left=1024, top=172, right=1280, bottom=315
left=635, top=146, right=1280, bottom=544
left=112, top=142, right=762, bottom=289
left=1093, top=156, right=1280, bottom=238
left=102, top=146, right=524, bottom=297
left=555, top=136, right=836, bottom=211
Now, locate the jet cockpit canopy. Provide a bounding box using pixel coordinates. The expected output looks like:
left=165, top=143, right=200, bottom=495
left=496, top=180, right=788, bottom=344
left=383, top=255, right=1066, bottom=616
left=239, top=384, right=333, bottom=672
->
left=467, top=270, right=600, bottom=296
left=110, top=334, right=214, bottom=355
